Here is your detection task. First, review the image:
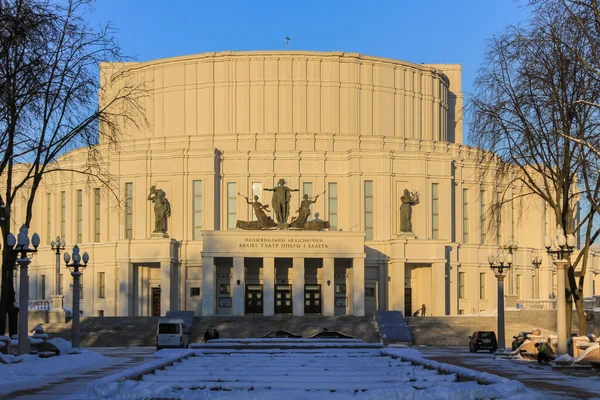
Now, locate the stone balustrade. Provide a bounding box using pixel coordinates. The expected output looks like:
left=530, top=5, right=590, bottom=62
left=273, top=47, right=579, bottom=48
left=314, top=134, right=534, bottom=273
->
left=517, top=299, right=557, bottom=310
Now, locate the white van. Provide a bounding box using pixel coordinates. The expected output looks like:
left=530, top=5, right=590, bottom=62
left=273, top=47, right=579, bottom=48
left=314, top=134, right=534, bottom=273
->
left=156, top=318, right=189, bottom=350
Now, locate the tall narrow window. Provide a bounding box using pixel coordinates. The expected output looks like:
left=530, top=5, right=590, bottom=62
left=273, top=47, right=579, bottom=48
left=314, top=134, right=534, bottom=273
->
left=479, top=272, right=486, bottom=299
left=432, top=183, right=439, bottom=239
left=302, top=182, right=313, bottom=221
left=480, top=190, right=486, bottom=244
left=40, top=275, right=46, bottom=300
left=94, top=189, right=100, bottom=242
left=552, top=271, right=557, bottom=299
left=328, top=182, right=338, bottom=230
left=511, top=198, right=516, bottom=240
left=98, top=272, right=105, bottom=299
left=251, top=182, right=262, bottom=221
left=125, top=183, right=133, bottom=239
left=60, top=191, right=66, bottom=242
left=364, top=181, right=373, bottom=240
left=517, top=274, right=522, bottom=299
left=193, top=180, right=203, bottom=239
left=46, top=193, right=51, bottom=244
left=459, top=272, right=466, bottom=299
left=76, top=190, right=82, bottom=243
left=495, top=191, right=502, bottom=245
left=462, top=188, right=469, bottom=243
left=227, top=182, right=237, bottom=230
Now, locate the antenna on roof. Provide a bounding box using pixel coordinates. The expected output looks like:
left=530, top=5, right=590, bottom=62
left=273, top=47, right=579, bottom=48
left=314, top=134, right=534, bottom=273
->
left=286, top=36, right=291, bottom=50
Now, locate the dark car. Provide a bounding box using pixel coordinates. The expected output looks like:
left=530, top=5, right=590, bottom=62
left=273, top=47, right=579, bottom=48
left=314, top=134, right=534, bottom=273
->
left=511, top=331, right=531, bottom=351
left=310, top=331, right=354, bottom=339
left=261, top=330, right=301, bottom=338
left=469, top=331, right=497, bottom=353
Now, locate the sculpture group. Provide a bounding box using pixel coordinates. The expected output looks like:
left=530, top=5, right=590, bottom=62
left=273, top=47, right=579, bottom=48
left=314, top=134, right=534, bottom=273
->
left=236, top=179, right=329, bottom=230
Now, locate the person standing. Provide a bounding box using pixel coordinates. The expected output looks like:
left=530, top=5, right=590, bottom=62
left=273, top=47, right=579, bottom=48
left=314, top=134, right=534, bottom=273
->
left=420, top=304, right=427, bottom=317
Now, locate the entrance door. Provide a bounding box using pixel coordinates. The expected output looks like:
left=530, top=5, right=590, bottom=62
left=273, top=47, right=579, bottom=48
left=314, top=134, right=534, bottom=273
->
left=304, top=284, right=322, bottom=314
left=404, top=288, right=412, bottom=317
left=246, top=285, right=263, bottom=315
left=275, top=284, right=292, bottom=314
left=152, top=287, right=161, bottom=316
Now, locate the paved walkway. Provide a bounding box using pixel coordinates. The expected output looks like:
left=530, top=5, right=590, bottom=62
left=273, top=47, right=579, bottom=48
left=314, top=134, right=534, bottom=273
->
left=1, top=347, right=158, bottom=400
left=418, top=347, right=600, bottom=400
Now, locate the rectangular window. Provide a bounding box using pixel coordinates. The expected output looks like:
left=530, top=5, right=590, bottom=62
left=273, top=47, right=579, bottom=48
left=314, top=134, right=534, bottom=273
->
left=302, top=182, right=313, bottom=221
left=364, top=181, right=373, bottom=240
left=98, top=272, right=105, bottom=299
left=511, top=199, right=516, bottom=240
left=517, top=274, right=522, bottom=299
left=251, top=182, right=262, bottom=221
left=46, top=193, right=51, bottom=244
left=480, top=190, right=486, bottom=244
left=60, top=191, right=66, bottom=242
left=432, top=183, right=439, bottom=239
left=76, top=190, right=82, bottom=243
left=479, top=272, right=486, bottom=300
left=458, top=272, right=466, bottom=299
left=193, top=180, right=203, bottom=239
left=462, top=188, right=469, bottom=243
left=59, top=273, right=63, bottom=296
left=125, top=183, right=133, bottom=239
left=190, top=287, right=200, bottom=297
left=40, top=275, right=46, bottom=300
left=328, top=182, right=338, bottom=230
left=227, top=182, right=237, bottom=230
left=94, top=188, right=100, bottom=242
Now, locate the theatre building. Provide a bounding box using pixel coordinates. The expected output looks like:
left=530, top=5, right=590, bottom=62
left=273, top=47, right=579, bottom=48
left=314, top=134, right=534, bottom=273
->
left=17, top=51, right=599, bottom=318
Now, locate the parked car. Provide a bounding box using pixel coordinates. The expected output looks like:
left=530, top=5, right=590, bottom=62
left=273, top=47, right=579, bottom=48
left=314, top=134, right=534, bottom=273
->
left=262, top=330, right=301, bottom=338
left=468, top=331, right=497, bottom=353
left=310, top=331, right=354, bottom=339
left=156, top=318, right=190, bottom=350
left=511, top=331, right=531, bottom=351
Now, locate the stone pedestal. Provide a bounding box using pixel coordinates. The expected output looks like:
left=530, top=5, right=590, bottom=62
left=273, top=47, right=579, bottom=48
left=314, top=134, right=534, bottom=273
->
left=505, top=294, right=517, bottom=308
left=151, top=232, right=169, bottom=239
left=50, top=295, right=64, bottom=310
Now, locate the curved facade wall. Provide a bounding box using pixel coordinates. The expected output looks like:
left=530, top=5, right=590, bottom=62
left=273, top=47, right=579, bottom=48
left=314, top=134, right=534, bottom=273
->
left=14, top=51, right=598, bottom=320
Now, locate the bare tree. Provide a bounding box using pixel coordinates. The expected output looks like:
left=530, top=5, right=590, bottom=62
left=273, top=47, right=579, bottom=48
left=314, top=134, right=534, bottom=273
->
left=470, top=2, right=600, bottom=337
left=0, top=0, right=144, bottom=336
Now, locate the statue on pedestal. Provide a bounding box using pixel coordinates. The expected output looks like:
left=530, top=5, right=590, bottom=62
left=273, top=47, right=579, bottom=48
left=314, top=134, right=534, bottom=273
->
left=264, top=179, right=299, bottom=224
left=400, top=189, right=419, bottom=233
left=290, top=193, right=322, bottom=229
left=148, top=186, right=171, bottom=234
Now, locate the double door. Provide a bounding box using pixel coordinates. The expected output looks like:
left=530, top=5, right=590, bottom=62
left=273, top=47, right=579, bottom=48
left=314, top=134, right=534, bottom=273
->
left=275, top=284, right=292, bottom=314
left=245, top=285, right=263, bottom=315
left=304, top=284, right=321, bottom=314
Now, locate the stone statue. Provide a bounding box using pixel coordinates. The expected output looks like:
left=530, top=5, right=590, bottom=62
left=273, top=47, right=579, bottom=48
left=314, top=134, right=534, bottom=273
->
left=290, top=193, right=322, bottom=229
left=147, top=186, right=171, bottom=233
left=400, top=189, right=419, bottom=233
left=240, top=193, right=276, bottom=229
left=264, top=179, right=299, bottom=224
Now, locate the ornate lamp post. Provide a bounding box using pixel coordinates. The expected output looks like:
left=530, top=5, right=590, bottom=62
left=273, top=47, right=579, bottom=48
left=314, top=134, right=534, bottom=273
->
left=544, top=225, right=576, bottom=357
left=532, top=253, right=543, bottom=299
left=488, top=250, right=513, bottom=352
left=6, top=225, right=40, bottom=355
left=64, top=244, right=89, bottom=349
left=50, top=237, right=65, bottom=310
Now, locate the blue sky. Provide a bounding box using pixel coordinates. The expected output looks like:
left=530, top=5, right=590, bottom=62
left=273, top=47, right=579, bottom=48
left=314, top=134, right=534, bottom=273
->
left=88, top=0, right=531, bottom=141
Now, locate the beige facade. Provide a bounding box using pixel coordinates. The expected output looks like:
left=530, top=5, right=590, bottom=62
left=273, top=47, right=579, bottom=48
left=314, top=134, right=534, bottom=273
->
left=15, top=51, right=600, bottom=317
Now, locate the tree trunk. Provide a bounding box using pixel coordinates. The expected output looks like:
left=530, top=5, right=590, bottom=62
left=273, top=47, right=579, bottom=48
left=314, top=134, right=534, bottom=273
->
left=575, top=289, right=586, bottom=335
left=1, top=248, right=18, bottom=337
left=564, top=269, right=573, bottom=342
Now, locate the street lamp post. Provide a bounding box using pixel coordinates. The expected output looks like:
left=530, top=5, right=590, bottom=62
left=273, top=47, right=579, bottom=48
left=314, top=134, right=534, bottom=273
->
left=488, top=249, right=514, bottom=353
left=50, top=237, right=65, bottom=310
left=544, top=225, right=576, bottom=358
left=64, top=244, right=89, bottom=349
left=6, top=225, right=40, bottom=355
left=532, top=253, right=543, bottom=299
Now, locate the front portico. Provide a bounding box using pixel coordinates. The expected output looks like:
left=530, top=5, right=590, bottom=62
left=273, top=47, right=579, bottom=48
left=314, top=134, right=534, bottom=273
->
left=201, top=231, right=366, bottom=317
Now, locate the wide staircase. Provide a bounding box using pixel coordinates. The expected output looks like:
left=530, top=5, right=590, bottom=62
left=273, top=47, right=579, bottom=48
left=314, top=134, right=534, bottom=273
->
left=41, top=315, right=381, bottom=347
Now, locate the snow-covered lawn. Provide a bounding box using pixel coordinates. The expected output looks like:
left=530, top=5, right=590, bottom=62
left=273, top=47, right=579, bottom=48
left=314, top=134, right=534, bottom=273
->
left=78, top=343, right=541, bottom=399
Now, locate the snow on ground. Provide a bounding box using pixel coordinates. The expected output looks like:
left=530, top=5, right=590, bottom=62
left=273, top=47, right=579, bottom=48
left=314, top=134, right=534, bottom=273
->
left=77, top=344, right=541, bottom=400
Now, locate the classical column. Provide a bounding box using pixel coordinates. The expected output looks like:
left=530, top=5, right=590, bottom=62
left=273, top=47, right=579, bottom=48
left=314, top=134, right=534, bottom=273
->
left=431, top=262, right=445, bottom=316
left=555, top=259, right=568, bottom=356
left=202, top=256, right=215, bottom=316
left=292, top=258, right=305, bottom=316
left=118, top=262, right=133, bottom=316
left=263, top=258, right=275, bottom=316
left=232, top=257, right=245, bottom=316
left=353, top=257, right=365, bottom=316
left=388, top=260, right=405, bottom=312
left=323, top=258, right=335, bottom=316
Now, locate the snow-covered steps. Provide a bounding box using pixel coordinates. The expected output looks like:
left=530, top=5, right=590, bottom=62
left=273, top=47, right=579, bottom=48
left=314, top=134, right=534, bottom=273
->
left=190, top=338, right=383, bottom=350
